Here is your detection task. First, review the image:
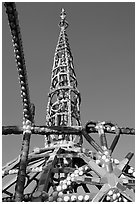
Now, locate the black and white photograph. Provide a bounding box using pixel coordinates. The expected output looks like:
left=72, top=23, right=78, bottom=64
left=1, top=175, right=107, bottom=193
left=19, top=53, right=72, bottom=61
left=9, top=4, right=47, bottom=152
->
left=2, top=2, right=135, bottom=202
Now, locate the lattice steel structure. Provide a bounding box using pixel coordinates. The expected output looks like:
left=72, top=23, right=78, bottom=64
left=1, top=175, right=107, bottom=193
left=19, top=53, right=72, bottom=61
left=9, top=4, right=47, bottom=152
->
left=45, top=8, right=82, bottom=147
left=2, top=2, right=135, bottom=202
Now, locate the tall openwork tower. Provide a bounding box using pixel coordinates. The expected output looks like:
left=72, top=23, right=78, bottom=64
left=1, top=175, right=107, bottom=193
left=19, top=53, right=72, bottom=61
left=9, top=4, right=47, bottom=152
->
left=45, top=8, right=82, bottom=146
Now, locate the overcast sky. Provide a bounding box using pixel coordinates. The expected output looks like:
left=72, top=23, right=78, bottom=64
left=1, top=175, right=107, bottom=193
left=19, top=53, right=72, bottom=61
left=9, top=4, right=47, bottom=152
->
left=2, top=2, right=135, bottom=171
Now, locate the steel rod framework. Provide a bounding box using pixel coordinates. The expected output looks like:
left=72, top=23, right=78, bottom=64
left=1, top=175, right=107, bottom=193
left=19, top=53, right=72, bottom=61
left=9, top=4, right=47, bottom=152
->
left=4, top=2, right=34, bottom=201
left=2, top=125, right=135, bottom=135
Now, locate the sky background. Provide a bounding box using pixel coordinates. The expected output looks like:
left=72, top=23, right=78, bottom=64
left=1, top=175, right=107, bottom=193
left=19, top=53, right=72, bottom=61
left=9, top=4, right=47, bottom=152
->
left=2, top=1, right=135, bottom=175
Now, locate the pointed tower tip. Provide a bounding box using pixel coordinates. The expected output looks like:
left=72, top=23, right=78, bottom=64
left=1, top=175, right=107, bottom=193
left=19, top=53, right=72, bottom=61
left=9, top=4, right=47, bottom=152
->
left=59, top=8, right=68, bottom=30
left=60, top=8, right=66, bottom=20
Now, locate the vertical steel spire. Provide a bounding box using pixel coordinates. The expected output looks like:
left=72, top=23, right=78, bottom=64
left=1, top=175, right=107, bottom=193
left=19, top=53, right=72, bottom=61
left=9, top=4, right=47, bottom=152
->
left=45, top=8, right=81, bottom=146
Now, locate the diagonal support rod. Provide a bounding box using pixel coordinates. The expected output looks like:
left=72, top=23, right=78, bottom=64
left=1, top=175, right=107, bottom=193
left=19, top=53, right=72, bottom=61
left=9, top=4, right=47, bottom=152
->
left=4, top=2, right=34, bottom=201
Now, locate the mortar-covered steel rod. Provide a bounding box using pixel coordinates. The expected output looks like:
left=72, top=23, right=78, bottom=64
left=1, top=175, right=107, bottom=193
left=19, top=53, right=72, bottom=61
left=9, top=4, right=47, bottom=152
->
left=82, top=129, right=104, bottom=153
left=96, top=122, right=108, bottom=149
left=109, top=127, right=121, bottom=154
left=4, top=2, right=34, bottom=201
left=2, top=125, right=135, bottom=135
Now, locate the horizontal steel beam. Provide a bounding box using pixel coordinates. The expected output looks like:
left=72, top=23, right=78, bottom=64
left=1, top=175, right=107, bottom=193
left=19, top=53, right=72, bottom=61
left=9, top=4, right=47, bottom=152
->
left=2, top=125, right=135, bottom=136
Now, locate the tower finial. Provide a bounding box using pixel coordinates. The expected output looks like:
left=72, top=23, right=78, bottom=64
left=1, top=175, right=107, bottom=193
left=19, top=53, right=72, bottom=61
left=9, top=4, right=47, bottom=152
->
left=60, top=8, right=66, bottom=20
left=59, top=8, right=68, bottom=30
